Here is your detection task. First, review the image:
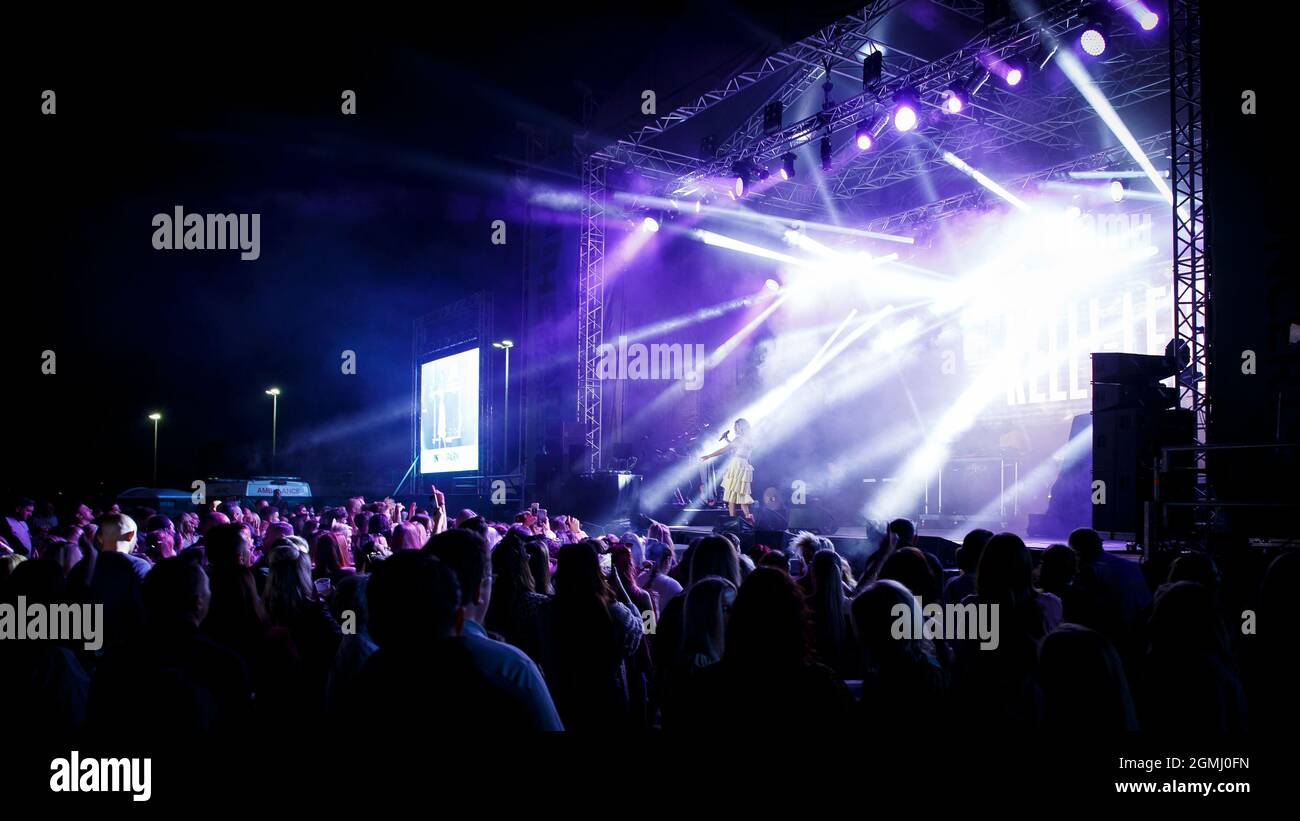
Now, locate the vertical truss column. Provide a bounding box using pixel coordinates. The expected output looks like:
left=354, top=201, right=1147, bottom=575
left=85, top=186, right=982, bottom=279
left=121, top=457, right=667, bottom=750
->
left=1170, top=0, right=1209, bottom=491
left=578, top=154, right=606, bottom=473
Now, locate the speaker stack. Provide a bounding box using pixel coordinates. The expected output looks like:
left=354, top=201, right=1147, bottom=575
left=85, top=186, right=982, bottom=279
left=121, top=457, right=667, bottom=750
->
left=1090, top=353, right=1194, bottom=540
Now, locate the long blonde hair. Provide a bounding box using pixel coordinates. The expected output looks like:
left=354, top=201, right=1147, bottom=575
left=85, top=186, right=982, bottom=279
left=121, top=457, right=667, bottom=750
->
left=263, top=544, right=314, bottom=625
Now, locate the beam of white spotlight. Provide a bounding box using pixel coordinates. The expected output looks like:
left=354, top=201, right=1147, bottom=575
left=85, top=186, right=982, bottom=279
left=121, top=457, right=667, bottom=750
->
left=811, top=308, right=860, bottom=362
left=623, top=295, right=796, bottom=437
left=621, top=294, right=766, bottom=345
left=793, top=222, right=916, bottom=245
left=784, top=232, right=906, bottom=285
left=783, top=229, right=842, bottom=257
left=741, top=306, right=894, bottom=425
left=694, top=229, right=803, bottom=265
left=618, top=191, right=914, bottom=245
left=1054, top=50, right=1174, bottom=206
left=706, top=293, right=791, bottom=367
left=958, top=421, right=1094, bottom=530
left=942, top=151, right=1031, bottom=211
left=866, top=309, right=1047, bottom=522
left=1068, top=170, right=1163, bottom=180
left=1040, top=180, right=1169, bottom=203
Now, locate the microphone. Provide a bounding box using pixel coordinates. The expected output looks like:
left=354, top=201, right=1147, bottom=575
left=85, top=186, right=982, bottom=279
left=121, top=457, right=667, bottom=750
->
left=718, top=429, right=731, bottom=442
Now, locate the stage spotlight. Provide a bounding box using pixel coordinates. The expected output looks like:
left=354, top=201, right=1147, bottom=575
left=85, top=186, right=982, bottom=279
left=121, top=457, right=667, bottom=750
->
left=1109, top=179, right=1127, bottom=202
left=1003, top=59, right=1026, bottom=87
left=641, top=215, right=660, bottom=233
left=730, top=161, right=749, bottom=197
left=1080, top=24, right=1106, bottom=56
left=894, top=103, right=918, bottom=132
left=757, top=167, right=771, bottom=182
left=764, top=278, right=781, bottom=292
left=943, top=83, right=969, bottom=114
left=1080, top=5, right=1111, bottom=57
left=781, top=152, right=796, bottom=180
left=855, top=120, right=874, bottom=150
left=820, top=136, right=833, bottom=172
left=1113, top=0, right=1158, bottom=32
left=893, top=89, right=920, bottom=132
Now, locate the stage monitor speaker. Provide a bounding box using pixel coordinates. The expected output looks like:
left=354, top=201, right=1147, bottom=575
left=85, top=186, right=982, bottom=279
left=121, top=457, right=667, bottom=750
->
left=752, top=507, right=789, bottom=531
left=565, top=472, right=642, bottom=523
left=915, top=535, right=959, bottom=569
left=787, top=505, right=837, bottom=534
left=713, top=516, right=756, bottom=551
left=713, top=516, right=754, bottom=536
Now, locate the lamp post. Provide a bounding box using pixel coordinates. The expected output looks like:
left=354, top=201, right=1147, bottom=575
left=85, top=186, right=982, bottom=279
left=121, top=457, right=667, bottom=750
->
left=265, top=388, right=280, bottom=472
left=492, top=340, right=514, bottom=469
left=148, top=413, right=162, bottom=485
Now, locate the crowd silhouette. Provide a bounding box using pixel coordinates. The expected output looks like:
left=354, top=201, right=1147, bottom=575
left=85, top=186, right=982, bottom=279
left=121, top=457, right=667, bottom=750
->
left=1, top=491, right=1293, bottom=738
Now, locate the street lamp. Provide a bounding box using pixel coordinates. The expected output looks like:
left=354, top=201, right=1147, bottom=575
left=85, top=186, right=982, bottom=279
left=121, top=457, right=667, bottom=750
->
left=148, top=413, right=162, bottom=485
left=492, top=340, right=514, bottom=469
left=265, top=388, right=280, bottom=472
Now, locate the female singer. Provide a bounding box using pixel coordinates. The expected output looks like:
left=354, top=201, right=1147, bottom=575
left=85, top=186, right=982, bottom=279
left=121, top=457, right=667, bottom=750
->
left=700, top=418, right=755, bottom=521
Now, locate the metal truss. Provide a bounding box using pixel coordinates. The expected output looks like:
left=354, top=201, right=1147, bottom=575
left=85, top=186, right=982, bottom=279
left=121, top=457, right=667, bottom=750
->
left=592, top=3, right=909, bottom=218
left=709, top=1, right=909, bottom=161
left=608, top=4, right=905, bottom=155
left=577, top=155, right=607, bottom=473
left=578, top=0, right=1198, bottom=472
left=595, top=1, right=1170, bottom=220
left=828, top=46, right=1167, bottom=209
left=675, top=3, right=1088, bottom=188
left=1170, top=0, right=1209, bottom=484
left=862, top=130, right=1170, bottom=233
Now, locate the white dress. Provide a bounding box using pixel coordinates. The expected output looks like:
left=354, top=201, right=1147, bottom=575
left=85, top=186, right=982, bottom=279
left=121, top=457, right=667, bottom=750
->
left=720, top=437, right=755, bottom=506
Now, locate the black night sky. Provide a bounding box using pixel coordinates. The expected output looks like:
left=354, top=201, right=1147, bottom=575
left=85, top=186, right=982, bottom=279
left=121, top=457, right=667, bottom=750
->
left=9, top=3, right=868, bottom=497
